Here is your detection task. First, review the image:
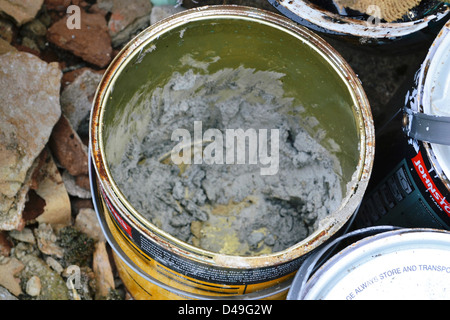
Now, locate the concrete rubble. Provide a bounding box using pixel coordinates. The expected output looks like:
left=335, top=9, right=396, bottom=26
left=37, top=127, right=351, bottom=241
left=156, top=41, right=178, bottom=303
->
left=46, top=10, right=112, bottom=68
left=0, top=0, right=130, bottom=300
left=0, top=0, right=44, bottom=26
left=0, top=0, right=434, bottom=301
left=0, top=51, right=62, bottom=231
left=98, top=0, right=152, bottom=47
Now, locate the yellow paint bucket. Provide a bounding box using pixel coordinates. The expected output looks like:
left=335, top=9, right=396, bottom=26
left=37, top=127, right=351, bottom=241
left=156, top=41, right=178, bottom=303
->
left=89, top=5, right=375, bottom=299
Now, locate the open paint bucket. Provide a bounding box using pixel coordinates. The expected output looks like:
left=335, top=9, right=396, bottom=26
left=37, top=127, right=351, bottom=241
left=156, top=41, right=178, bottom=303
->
left=89, top=5, right=375, bottom=299
left=356, top=20, right=450, bottom=229
left=268, top=0, right=450, bottom=46
left=288, top=227, right=450, bottom=300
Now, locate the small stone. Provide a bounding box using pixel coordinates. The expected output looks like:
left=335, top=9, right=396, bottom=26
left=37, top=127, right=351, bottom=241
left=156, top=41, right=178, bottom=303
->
left=75, top=208, right=105, bottom=242
left=62, top=170, right=91, bottom=199
left=49, top=114, right=89, bottom=177
left=61, top=66, right=104, bottom=89
left=0, top=231, right=12, bottom=256
left=98, top=0, right=152, bottom=47
left=47, top=10, right=112, bottom=68
left=0, top=52, right=62, bottom=231
left=0, top=257, right=24, bottom=296
left=33, top=153, right=72, bottom=229
left=8, top=228, right=36, bottom=244
left=45, top=256, right=64, bottom=274
left=26, top=275, right=41, bottom=297
left=190, top=220, right=202, bottom=239
left=12, top=242, right=36, bottom=260
left=60, top=69, right=103, bottom=133
left=93, top=241, right=115, bottom=298
left=18, top=254, right=70, bottom=300
left=34, top=223, right=64, bottom=258
left=0, top=0, right=44, bottom=26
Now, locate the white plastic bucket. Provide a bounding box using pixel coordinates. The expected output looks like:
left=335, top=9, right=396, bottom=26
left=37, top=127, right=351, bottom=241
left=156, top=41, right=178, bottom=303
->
left=288, top=227, right=450, bottom=300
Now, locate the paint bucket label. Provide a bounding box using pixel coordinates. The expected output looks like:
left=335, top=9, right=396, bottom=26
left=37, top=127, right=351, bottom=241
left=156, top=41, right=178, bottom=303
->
left=356, top=142, right=450, bottom=228
left=355, top=22, right=450, bottom=229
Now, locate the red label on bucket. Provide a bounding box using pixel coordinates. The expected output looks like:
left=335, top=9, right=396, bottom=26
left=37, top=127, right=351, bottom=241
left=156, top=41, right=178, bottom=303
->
left=412, top=151, right=450, bottom=216
left=101, top=188, right=133, bottom=238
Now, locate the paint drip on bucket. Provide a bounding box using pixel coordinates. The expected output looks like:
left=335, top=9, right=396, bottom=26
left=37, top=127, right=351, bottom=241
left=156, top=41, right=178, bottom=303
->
left=355, top=20, right=450, bottom=229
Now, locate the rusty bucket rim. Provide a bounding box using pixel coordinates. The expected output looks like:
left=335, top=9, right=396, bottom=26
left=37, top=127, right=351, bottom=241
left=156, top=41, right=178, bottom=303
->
left=90, top=5, right=375, bottom=269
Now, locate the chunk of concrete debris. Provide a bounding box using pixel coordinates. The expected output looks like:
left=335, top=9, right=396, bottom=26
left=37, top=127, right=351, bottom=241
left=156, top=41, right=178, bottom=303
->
left=60, top=69, right=103, bottom=134
left=45, top=256, right=64, bottom=275
left=8, top=228, right=36, bottom=244
left=25, top=275, right=41, bottom=297
left=0, top=52, right=62, bottom=231
left=47, top=10, right=112, bottom=68
left=93, top=241, right=115, bottom=298
left=0, top=0, right=44, bottom=26
left=75, top=208, right=105, bottom=242
left=98, top=0, right=152, bottom=47
left=33, top=153, right=71, bottom=229
left=49, top=114, right=88, bottom=177
left=0, top=257, right=24, bottom=297
left=62, top=170, right=91, bottom=199
left=34, top=223, right=64, bottom=258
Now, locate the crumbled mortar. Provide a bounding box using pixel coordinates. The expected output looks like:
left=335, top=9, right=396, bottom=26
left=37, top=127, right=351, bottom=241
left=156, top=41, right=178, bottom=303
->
left=111, top=65, right=343, bottom=256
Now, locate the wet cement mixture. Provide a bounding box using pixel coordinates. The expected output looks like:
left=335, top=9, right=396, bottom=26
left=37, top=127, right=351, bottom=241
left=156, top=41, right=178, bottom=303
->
left=111, top=65, right=343, bottom=256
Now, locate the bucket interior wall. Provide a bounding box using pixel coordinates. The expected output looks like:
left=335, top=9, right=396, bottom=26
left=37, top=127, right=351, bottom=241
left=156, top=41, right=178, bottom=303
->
left=100, top=18, right=361, bottom=198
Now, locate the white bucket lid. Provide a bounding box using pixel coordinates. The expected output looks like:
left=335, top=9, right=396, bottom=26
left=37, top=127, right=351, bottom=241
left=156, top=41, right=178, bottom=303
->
left=422, top=22, right=450, bottom=181
left=301, top=229, right=450, bottom=300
